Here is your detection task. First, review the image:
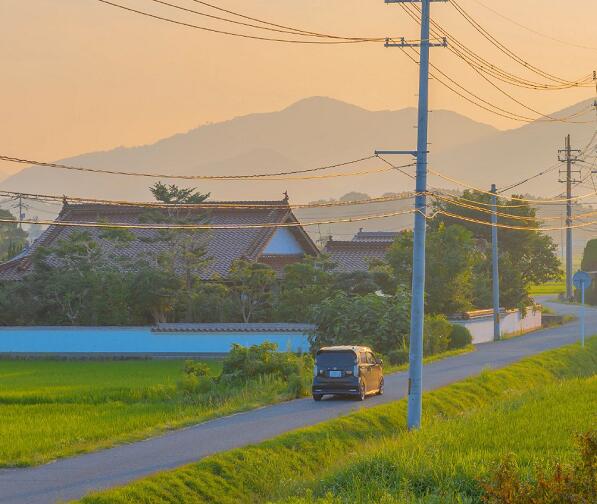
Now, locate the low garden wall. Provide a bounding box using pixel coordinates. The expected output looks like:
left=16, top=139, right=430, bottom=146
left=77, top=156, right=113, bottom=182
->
left=0, top=324, right=313, bottom=357
left=450, top=307, right=542, bottom=345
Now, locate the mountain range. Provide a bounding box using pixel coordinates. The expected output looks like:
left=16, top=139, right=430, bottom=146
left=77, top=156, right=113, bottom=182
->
left=3, top=96, right=595, bottom=203
left=1, top=96, right=595, bottom=247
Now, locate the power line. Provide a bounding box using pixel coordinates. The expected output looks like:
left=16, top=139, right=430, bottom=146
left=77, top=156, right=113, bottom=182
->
left=466, top=0, right=597, bottom=51
left=0, top=154, right=405, bottom=181
left=95, top=0, right=381, bottom=44
left=147, top=0, right=386, bottom=41
left=0, top=189, right=418, bottom=210
left=0, top=209, right=416, bottom=231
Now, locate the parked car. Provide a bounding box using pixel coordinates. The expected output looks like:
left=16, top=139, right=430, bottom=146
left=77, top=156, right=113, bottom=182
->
left=312, top=345, right=384, bottom=401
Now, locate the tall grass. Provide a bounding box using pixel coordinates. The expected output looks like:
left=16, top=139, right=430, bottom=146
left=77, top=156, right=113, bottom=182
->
left=0, top=359, right=299, bottom=467
left=80, top=338, right=597, bottom=504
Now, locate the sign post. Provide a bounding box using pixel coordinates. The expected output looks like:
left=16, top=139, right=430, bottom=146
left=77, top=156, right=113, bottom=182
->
left=573, top=271, right=592, bottom=348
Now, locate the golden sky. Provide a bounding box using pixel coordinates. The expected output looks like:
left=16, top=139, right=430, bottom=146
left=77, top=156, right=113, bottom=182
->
left=1, top=0, right=596, bottom=177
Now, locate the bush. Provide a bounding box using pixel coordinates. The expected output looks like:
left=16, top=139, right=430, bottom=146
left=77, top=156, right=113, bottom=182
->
left=183, top=360, right=211, bottom=377
left=388, top=349, right=409, bottom=366
left=423, top=314, right=452, bottom=356
left=309, top=289, right=411, bottom=354
left=448, top=324, right=472, bottom=349
left=220, top=342, right=313, bottom=385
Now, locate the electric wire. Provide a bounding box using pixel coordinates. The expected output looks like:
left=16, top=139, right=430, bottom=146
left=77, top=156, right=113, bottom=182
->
left=0, top=189, right=418, bottom=211
left=0, top=209, right=416, bottom=231
left=465, top=0, right=597, bottom=51
left=0, top=154, right=405, bottom=181
left=96, top=0, right=381, bottom=44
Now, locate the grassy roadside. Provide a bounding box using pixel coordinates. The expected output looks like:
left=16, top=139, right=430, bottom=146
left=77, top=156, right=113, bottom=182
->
left=80, top=338, right=597, bottom=504
left=529, top=281, right=566, bottom=296
left=277, top=376, right=596, bottom=503
left=383, top=344, right=475, bottom=373
left=0, top=345, right=470, bottom=468
left=0, top=359, right=297, bottom=468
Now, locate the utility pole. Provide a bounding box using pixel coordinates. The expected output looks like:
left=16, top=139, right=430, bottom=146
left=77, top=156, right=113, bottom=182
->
left=376, top=0, right=447, bottom=431
left=491, top=184, right=500, bottom=341
left=558, top=136, right=581, bottom=301
left=11, top=194, right=26, bottom=230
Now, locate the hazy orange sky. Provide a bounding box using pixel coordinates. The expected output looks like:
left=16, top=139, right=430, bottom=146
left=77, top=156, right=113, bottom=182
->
left=1, top=0, right=596, bottom=177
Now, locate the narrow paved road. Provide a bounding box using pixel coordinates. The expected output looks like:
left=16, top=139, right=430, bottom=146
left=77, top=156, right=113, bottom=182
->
left=1, top=299, right=594, bottom=504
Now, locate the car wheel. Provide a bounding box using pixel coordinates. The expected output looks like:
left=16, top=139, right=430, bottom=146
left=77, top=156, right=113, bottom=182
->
left=357, top=380, right=366, bottom=401
left=377, top=377, right=384, bottom=396
left=312, top=394, right=323, bottom=402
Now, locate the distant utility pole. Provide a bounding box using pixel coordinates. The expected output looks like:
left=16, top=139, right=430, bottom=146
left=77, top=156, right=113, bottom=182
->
left=558, top=135, right=581, bottom=301
left=491, top=184, right=500, bottom=341
left=375, top=0, right=447, bottom=431
left=11, top=194, right=26, bottom=230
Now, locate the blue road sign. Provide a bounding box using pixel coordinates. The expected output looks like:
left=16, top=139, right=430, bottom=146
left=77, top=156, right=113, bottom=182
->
left=573, top=271, right=592, bottom=290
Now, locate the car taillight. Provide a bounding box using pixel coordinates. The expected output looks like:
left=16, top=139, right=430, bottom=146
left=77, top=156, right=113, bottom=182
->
left=345, top=370, right=353, bottom=376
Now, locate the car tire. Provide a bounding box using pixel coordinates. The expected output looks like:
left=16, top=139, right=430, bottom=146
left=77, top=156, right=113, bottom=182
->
left=357, top=380, right=366, bottom=401
left=377, top=377, right=384, bottom=396
left=312, top=394, right=323, bottom=402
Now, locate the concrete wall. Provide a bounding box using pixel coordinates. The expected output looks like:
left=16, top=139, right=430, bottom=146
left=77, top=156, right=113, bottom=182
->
left=0, top=327, right=310, bottom=356
left=451, top=308, right=542, bottom=345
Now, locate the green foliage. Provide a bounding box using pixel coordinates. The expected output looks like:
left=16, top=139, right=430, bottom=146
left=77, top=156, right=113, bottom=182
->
left=275, top=256, right=336, bottom=322
left=386, top=224, right=479, bottom=314
left=580, top=239, right=597, bottom=305
left=150, top=182, right=210, bottom=204
left=0, top=209, right=28, bottom=262
left=387, top=349, right=409, bottom=366
left=448, top=324, right=472, bottom=350
left=221, top=342, right=313, bottom=387
left=184, top=360, right=211, bottom=377
left=228, top=260, right=277, bottom=323
left=422, top=314, right=452, bottom=356
left=432, top=190, right=562, bottom=310
left=78, top=339, right=597, bottom=504
left=308, top=288, right=411, bottom=354
left=481, top=431, right=596, bottom=504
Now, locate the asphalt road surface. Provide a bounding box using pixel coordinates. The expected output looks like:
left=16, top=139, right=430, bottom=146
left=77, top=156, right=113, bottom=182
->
left=1, top=298, right=595, bottom=504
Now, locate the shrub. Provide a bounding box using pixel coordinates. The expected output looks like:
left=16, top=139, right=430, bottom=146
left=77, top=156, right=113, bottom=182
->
left=388, top=349, right=409, bottom=366
left=448, top=324, right=472, bottom=349
left=309, top=289, right=411, bottom=354
left=481, top=431, right=596, bottom=503
left=220, top=342, right=313, bottom=385
left=423, top=314, right=452, bottom=356
left=183, top=360, right=211, bottom=377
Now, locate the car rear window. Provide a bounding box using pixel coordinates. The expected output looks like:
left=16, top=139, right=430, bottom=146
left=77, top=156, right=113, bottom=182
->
left=316, top=351, right=357, bottom=368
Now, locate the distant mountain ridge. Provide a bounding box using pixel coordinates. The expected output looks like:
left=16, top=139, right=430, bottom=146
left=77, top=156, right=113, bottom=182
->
left=2, top=96, right=595, bottom=205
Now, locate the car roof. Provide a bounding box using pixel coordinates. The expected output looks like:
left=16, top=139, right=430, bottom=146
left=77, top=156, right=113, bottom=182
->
left=317, top=345, right=373, bottom=353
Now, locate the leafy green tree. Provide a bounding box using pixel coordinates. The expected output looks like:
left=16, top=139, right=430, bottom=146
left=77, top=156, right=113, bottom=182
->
left=309, top=289, right=411, bottom=354
left=228, top=260, right=277, bottom=323
left=386, top=224, right=479, bottom=315
left=146, top=183, right=211, bottom=321
left=0, top=209, right=28, bottom=261
left=580, top=239, right=597, bottom=305
left=275, top=255, right=335, bottom=322
left=432, top=190, right=562, bottom=309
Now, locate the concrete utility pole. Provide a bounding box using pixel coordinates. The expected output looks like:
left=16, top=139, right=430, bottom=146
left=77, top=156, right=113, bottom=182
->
left=376, top=0, right=447, bottom=431
left=491, top=184, right=500, bottom=341
left=558, top=136, right=581, bottom=301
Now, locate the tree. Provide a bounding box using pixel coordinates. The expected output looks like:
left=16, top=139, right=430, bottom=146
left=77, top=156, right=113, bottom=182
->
left=432, top=190, right=562, bottom=309
left=580, top=239, right=597, bottom=305
left=0, top=209, right=28, bottom=261
left=275, top=255, right=336, bottom=322
left=145, top=183, right=211, bottom=321
left=309, top=289, right=411, bottom=354
left=228, top=260, right=277, bottom=323
left=386, top=224, right=479, bottom=315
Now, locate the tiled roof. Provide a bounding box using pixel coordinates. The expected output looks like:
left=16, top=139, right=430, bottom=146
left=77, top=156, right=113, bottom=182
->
left=352, top=230, right=400, bottom=242
left=152, top=322, right=316, bottom=333
left=324, top=240, right=392, bottom=273
left=0, top=200, right=319, bottom=281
